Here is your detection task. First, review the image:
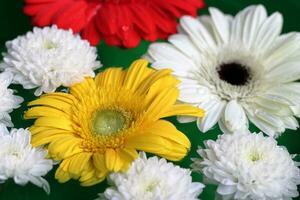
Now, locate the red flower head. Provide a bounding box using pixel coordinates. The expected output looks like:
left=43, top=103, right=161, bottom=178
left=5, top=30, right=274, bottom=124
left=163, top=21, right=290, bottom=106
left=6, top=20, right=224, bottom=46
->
left=24, top=0, right=205, bottom=48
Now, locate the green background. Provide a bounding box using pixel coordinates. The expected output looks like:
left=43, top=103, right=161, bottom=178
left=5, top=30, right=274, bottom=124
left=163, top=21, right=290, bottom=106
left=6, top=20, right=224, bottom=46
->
left=0, top=0, right=300, bottom=199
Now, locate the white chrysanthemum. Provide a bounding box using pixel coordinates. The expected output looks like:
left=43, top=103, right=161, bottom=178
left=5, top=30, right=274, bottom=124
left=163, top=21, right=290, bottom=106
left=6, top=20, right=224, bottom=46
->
left=192, top=132, right=300, bottom=200
left=97, top=152, right=204, bottom=200
left=0, top=72, right=23, bottom=127
left=1, top=25, right=101, bottom=96
left=145, top=5, right=300, bottom=137
left=0, top=125, right=53, bottom=194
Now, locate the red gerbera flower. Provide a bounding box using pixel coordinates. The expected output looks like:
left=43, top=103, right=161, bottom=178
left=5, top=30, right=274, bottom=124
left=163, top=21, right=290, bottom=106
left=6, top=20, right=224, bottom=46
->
left=24, top=0, right=205, bottom=48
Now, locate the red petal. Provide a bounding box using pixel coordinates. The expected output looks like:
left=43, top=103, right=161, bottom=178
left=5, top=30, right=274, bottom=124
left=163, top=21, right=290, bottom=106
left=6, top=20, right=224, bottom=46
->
left=52, top=0, right=88, bottom=32
left=120, top=28, right=141, bottom=48
left=34, top=2, right=72, bottom=26
left=103, top=35, right=122, bottom=47
left=25, top=0, right=56, bottom=4
left=149, top=5, right=177, bottom=35
left=81, top=19, right=101, bottom=46
left=96, top=4, right=119, bottom=35
left=164, top=0, right=203, bottom=17
left=129, top=4, right=155, bottom=36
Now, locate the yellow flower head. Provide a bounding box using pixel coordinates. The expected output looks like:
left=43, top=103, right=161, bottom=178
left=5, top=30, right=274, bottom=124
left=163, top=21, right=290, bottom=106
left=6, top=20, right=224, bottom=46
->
left=25, top=59, right=204, bottom=186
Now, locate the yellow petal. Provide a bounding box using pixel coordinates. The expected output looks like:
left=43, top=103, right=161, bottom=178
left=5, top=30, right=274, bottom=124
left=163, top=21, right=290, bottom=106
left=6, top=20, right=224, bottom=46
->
left=92, top=153, right=107, bottom=172
left=55, top=166, right=71, bottom=183
left=33, top=117, right=74, bottom=131
left=118, top=148, right=138, bottom=171
left=25, top=106, right=70, bottom=119
left=29, top=126, right=54, bottom=135
left=80, top=177, right=105, bottom=187
left=79, top=171, right=95, bottom=183
left=158, top=150, right=188, bottom=161
left=48, top=135, right=83, bottom=160
left=146, top=76, right=180, bottom=101
left=105, top=149, right=123, bottom=172
left=41, top=93, right=77, bottom=105
left=126, top=134, right=189, bottom=161
left=28, top=97, right=72, bottom=114
left=146, top=120, right=191, bottom=149
left=80, top=161, right=106, bottom=186
left=144, top=88, right=179, bottom=121
left=122, top=148, right=138, bottom=161
left=68, top=152, right=92, bottom=176
left=124, top=59, right=153, bottom=91
left=31, top=129, right=72, bottom=147
left=126, top=135, right=172, bottom=154
left=70, top=77, right=96, bottom=97
left=135, top=68, right=173, bottom=96
left=95, top=67, right=125, bottom=88
left=161, top=104, right=205, bottom=118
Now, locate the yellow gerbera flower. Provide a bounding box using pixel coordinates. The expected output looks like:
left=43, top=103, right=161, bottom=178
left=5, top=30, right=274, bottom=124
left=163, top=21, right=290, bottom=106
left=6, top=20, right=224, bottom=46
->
left=25, top=59, right=204, bottom=186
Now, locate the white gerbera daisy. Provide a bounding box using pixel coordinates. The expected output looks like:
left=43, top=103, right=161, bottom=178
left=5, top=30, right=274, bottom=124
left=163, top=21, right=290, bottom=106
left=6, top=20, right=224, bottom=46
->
left=1, top=25, right=101, bottom=96
left=0, top=72, right=23, bottom=127
left=0, top=125, right=53, bottom=194
left=145, top=5, right=300, bottom=137
left=192, top=131, right=300, bottom=200
left=97, top=152, right=204, bottom=200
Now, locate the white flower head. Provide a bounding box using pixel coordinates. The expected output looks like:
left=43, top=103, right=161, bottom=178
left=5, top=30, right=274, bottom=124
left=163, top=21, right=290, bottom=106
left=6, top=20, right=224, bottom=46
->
left=145, top=5, right=300, bottom=137
left=192, top=131, right=300, bottom=200
left=1, top=25, right=102, bottom=96
left=97, top=152, right=204, bottom=200
left=0, top=72, right=23, bottom=127
left=0, top=125, right=53, bottom=194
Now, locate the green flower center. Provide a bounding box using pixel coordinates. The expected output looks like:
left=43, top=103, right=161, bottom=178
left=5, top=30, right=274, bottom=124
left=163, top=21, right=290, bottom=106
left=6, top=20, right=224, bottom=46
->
left=92, top=109, right=126, bottom=136
left=44, top=40, right=58, bottom=49
left=249, top=151, right=261, bottom=162
left=145, top=181, right=159, bottom=192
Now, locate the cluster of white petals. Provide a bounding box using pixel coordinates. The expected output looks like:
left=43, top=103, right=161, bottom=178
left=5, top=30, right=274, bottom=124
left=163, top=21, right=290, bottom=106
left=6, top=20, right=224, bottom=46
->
left=1, top=26, right=101, bottom=96
left=0, top=125, right=53, bottom=194
left=0, top=72, right=23, bottom=127
left=192, top=132, right=300, bottom=200
left=146, top=5, right=300, bottom=137
left=97, top=152, right=204, bottom=200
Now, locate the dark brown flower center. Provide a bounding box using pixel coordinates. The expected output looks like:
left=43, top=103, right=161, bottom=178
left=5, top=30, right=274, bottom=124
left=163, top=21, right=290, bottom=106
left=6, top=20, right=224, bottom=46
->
left=217, top=63, right=250, bottom=86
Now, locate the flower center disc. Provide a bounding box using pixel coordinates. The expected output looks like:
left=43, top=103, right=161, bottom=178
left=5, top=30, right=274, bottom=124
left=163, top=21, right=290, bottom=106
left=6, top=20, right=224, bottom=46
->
left=92, top=109, right=126, bottom=136
left=249, top=151, right=261, bottom=162
left=217, top=63, right=250, bottom=86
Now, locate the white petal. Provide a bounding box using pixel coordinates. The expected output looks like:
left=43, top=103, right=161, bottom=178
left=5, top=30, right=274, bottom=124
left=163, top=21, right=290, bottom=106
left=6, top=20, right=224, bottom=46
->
left=168, top=34, right=200, bottom=60
left=152, top=60, right=196, bottom=78
left=217, top=184, right=236, bottom=195
left=252, top=95, right=293, bottom=117
left=29, top=176, right=50, bottom=194
left=263, top=33, right=300, bottom=69
left=282, top=117, right=299, bottom=130
left=253, top=12, right=283, bottom=53
left=241, top=5, right=267, bottom=49
left=178, top=82, right=211, bottom=103
left=197, top=100, right=225, bottom=132
left=177, top=116, right=197, bottom=123
left=209, top=8, right=231, bottom=44
left=180, top=16, right=217, bottom=52
left=246, top=113, right=278, bottom=137
left=266, top=61, right=300, bottom=83
left=147, top=43, right=197, bottom=71
left=255, top=110, right=285, bottom=131
left=14, top=176, right=28, bottom=185
left=230, top=5, right=255, bottom=43
left=266, top=83, right=300, bottom=116
left=0, top=124, right=10, bottom=136
left=223, top=100, right=248, bottom=132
